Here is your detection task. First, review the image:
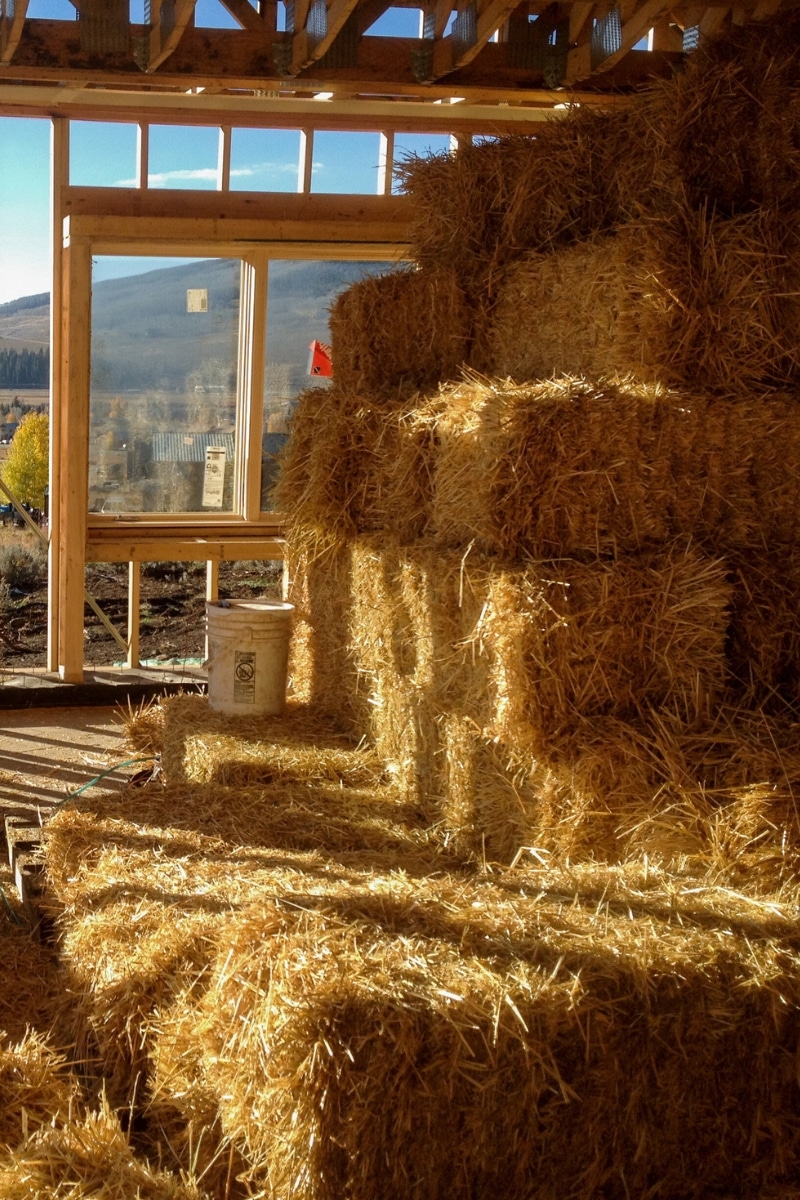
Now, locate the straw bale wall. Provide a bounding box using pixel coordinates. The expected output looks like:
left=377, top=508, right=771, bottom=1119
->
left=328, top=264, right=473, bottom=395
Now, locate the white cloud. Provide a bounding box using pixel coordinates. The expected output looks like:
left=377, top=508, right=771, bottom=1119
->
left=113, top=161, right=298, bottom=187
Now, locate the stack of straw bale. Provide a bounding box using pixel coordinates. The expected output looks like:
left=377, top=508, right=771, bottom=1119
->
left=274, top=8, right=800, bottom=871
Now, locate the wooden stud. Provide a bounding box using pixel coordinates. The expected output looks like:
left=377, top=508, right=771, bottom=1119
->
left=127, top=561, right=141, bottom=668
left=58, top=238, right=92, bottom=683
left=218, top=125, right=232, bottom=191
left=298, top=128, right=314, bottom=193
left=205, top=559, right=219, bottom=660
left=377, top=130, right=394, bottom=195
left=47, top=116, right=69, bottom=674
left=137, top=122, right=150, bottom=189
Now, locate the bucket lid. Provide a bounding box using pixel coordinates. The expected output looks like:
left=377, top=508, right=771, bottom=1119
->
left=207, top=600, right=294, bottom=613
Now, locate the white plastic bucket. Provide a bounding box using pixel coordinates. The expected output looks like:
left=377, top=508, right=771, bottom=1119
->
left=206, top=600, right=294, bottom=716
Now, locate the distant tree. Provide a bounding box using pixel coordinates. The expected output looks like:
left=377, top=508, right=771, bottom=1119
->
left=1, top=412, right=49, bottom=507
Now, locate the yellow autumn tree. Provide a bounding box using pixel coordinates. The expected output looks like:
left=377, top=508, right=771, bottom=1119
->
left=1, top=412, right=49, bottom=508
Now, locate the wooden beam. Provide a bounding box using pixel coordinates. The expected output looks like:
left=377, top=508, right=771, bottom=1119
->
left=0, top=0, right=29, bottom=66
left=431, top=0, right=453, bottom=37
left=290, top=0, right=362, bottom=73
left=430, top=0, right=525, bottom=77
left=148, top=0, right=198, bottom=71
left=568, top=1, right=594, bottom=42
left=699, top=5, right=730, bottom=33
left=218, top=0, right=266, bottom=31
left=358, top=0, right=394, bottom=35
left=566, top=0, right=673, bottom=82
left=650, top=15, right=682, bottom=49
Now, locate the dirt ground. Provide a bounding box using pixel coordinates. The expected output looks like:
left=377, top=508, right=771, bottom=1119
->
left=0, top=535, right=283, bottom=671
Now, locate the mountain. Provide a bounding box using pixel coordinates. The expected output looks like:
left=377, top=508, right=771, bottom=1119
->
left=0, top=257, right=391, bottom=392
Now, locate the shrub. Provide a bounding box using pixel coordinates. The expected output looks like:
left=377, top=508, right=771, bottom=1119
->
left=0, top=543, right=46, bottom=593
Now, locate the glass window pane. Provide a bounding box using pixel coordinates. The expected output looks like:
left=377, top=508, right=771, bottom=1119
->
left=89, top=257, right=240, bottom=515
left=261, top=260, right=388, bottom=511
left=0, top=117, right=51, bottom=304
left=148, top=125, right=220, bottom=190
left=310, top=132, right=382, bottom=195
left=230, top=128, right=301, bottom=192
left=69, top=121, right=138, bottom=187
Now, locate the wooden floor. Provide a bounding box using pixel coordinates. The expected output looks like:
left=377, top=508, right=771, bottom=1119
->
left=0, top=705, right=130, bottom=821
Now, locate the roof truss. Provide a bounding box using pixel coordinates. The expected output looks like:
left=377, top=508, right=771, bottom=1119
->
left=0, top=1, right=790, bottom=110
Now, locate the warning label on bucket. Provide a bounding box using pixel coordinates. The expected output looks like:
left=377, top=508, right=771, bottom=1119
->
left=233, top=651, right=256, bottom=704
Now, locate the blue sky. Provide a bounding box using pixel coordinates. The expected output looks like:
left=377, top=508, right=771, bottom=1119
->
left=0, top=1, right=451, bottom=305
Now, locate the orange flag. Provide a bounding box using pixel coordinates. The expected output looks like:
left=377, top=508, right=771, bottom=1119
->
left=307, top=339, right=333, bottom=377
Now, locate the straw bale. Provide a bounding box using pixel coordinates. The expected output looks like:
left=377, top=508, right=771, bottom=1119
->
left=158, top=692, right=382, bottom=788
left=345, top=535, right=729, bottom=816
left=347, top=536, right=502, bottom=808
left=0, top=872, right=63, bottom=1043
left=274, top=385, right=435, bottom=544
left=0, top=1096, right=207, bottom=1198
left=397, top=105, right=673, bottom=288
left=43, top=767, right=448, bottom=1104
left=430, top=374, right=800, bottom=559
left=489, top=230, right=660, bottom=385
left=188, top=869, right=800, bottom=1199
left=328, top=264, right=472, bottom=394
left=470, top=541, right=730, bottom=755
left=0, top=1031, right=81, bottom=1151
left=666, top=10, right=800, bottom=215
left=727, top=548, right=800, bottom=713
left=431, top=374, right=674, bottom=556
left=491, top=208, right=800, bottom=396
left=285, top=534, right=363, bottom=729
left=436, top=715, right=545, bottom=864
left=635, top=206, right=800, bottom=395
left=519, top=707, right=800, bottom=883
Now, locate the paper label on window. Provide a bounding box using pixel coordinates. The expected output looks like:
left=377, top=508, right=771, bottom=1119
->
left=187, top=289, right=208, bottom=313
left=203, top=446, right=226, bottom=507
